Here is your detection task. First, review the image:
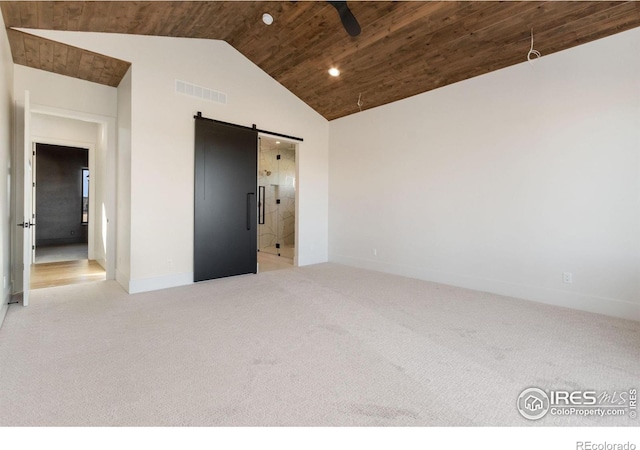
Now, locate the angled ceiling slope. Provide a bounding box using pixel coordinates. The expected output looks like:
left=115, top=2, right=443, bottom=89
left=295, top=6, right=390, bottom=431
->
left=2, top=1, right=640, bottom=120
left=6, top=28, right=130, bottom=87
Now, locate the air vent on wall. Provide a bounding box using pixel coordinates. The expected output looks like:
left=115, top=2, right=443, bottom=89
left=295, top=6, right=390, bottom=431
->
left=175, top=79, right=227, bottom=105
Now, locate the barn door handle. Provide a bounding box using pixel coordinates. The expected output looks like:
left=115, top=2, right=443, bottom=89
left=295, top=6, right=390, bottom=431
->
left=258, top=186, right=265, bottom=225
left=246, top=193, right=255, bottom=230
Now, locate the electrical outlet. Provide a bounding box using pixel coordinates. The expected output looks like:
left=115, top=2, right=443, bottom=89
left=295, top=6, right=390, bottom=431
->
left=3, top=276, right=6, bottom=289
left=168, top=259, right=173, bottom=268
left=373, top=248, right=378, bottom=257
left=562, top=272, right=573, bottom=284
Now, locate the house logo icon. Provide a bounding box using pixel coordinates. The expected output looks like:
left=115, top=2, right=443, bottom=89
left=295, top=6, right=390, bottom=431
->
left=525, top=395, right=544, bottom=411
left=517, top=387, right=550, bottom=420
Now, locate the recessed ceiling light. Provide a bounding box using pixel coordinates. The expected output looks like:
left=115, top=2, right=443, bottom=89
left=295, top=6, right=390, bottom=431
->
left=262, top=13, right=274, bottom=25
left=276, top=141, right=280, bottom=144
left=328, top=67, right=340, bottom=77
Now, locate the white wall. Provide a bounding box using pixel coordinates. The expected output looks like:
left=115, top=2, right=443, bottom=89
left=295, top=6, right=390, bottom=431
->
left=116, top=68, right=132, bottom=290
left=27, top=30, right=330, bottom=293
left=32, top=114, right=98, bottom=144
left=329, top=28, right=640, bottom=321
left=0, top=12, right=13, bottom=326
left=14, top=65, right=117, bottom=118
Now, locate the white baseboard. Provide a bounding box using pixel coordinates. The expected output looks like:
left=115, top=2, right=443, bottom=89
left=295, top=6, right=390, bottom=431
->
left=116, top=269, right=130, bottom=293
left=128, top=272, right=193, bottom=294
left=331, top=254, right=640, bottom=322
left=298, top=252, right=329, bottom=267
left=96, top=258, right=107, bottom=271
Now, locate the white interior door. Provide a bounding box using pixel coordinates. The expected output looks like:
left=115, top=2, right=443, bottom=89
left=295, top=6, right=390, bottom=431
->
left=21, top=91, right=32, bottom=306
left=31, top=143, right=36, bottom=263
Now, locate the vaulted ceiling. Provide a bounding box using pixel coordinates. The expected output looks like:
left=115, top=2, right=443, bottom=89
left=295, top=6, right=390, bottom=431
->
left=2, top=1, right=640, bottom=120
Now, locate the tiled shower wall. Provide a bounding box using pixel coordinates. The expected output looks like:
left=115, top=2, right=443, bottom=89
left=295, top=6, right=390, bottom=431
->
left=258, top=145, right=295, bottom=253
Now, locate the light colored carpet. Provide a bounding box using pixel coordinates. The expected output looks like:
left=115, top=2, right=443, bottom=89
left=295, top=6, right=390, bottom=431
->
left=0, top=263, right=637, bottom=426
left=35, top=244, right=88, bottom=264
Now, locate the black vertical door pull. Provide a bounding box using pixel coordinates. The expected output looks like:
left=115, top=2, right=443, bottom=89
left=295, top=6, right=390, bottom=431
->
left=194, top=119, right=258, bottom=282
left=246, top=193, right=255, bottom=230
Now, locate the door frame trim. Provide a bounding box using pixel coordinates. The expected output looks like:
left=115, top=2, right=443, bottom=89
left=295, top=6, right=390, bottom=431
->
left=31, top=139, right=95, bottom=262
left=28, top=104, right=117, bottom=281
left=257, top=133, right=299, bottom=267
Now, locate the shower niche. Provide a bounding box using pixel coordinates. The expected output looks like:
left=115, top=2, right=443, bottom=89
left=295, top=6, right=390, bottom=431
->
left=258, top=137, right=296, bottom=259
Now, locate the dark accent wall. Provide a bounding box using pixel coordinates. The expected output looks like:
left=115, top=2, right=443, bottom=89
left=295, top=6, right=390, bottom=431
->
left=35, top=144, right=89, bottom=247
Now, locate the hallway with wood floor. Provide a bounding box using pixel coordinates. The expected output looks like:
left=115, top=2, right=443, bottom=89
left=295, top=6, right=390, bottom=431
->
left=30, top=260, right=106, bottom=290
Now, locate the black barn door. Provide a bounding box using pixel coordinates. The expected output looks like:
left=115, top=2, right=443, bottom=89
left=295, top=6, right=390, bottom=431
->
left=194, top=118, right=257, bottom=282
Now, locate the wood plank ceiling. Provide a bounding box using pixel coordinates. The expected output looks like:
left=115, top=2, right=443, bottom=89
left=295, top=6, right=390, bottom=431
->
left=2, top=1, right=640, bottom=120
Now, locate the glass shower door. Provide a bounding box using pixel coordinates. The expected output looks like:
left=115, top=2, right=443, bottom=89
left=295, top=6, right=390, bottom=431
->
left=258, top=145, right=278, bottom=255
left=276, top=148, right=295, bottom=258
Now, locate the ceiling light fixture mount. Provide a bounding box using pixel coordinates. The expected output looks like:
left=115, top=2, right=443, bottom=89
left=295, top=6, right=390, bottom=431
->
left=262, top=13, right=274, bottom=25
left=527, top=28, right=541, bottom=62
left=328, top=67, right=340, bottom=77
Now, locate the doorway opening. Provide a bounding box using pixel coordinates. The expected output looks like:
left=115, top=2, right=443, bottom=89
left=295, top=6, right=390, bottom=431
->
left=257, top=136, right=297, bottom=272
left=31, top=143, right=105, bottom=289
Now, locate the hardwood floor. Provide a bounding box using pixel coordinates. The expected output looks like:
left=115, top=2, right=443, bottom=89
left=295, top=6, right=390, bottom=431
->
left=30, top=260, right=106, bottom=290
left=257, top=251, right=293, bottom=273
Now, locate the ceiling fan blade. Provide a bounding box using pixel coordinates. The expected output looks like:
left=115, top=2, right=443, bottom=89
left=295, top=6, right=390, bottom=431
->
left=328, top=1, right=361, bottom=37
